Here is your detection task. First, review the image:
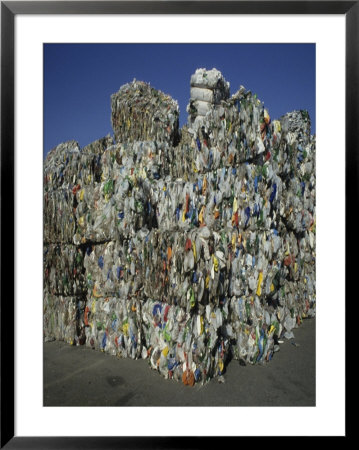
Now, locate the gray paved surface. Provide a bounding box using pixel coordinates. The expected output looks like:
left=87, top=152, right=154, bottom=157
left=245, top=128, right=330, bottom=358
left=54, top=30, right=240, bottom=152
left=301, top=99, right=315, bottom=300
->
left=44, top=317, right=315, bottom=407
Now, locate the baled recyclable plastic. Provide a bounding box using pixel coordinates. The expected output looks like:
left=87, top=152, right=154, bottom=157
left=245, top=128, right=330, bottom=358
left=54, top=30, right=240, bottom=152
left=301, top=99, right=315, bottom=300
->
left=187, top=68, right=230, bottom=130
left=111, top=80, right=180, bottom=146
left=44, top=68, right=316, bottom=385
left=43, top=291, right=86, bottom=346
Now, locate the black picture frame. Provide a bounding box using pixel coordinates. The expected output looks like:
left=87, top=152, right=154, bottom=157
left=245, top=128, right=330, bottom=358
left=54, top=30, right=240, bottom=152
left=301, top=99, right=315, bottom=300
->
left=1, top=1, right=352, bottom=447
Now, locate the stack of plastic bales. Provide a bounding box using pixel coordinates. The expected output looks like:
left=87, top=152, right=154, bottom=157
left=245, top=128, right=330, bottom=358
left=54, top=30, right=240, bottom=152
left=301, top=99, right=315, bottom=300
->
left=187, top=68, right=230, bottom=131
left=43, top=141, right=88, bottom=345
left=43, top=68, right=316, bottom=385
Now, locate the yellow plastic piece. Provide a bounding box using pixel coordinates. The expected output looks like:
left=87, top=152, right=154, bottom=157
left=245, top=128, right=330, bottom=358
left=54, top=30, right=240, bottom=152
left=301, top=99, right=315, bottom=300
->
left=198, top=206, right=204, bottom=224
left=273, top=120, right=281, bottom=133
left=285, top=241, right=290, bottom=256
left=93, top=285, right=101, bottom=298
left=256, top=272, right=263, bottom=296
left=213, top=255, right=219, bottom=272
left=123, top=322, right=129, bottom=336
left=205, top=275, right=210, bottom=289
left=233, top=197, right=238, bottom=213
left=232, top=233, right=236, bottom=248
left=264, top=109, right=271, bottom=124
left=192, top=242, right=197, bottom=260
left=199, top=316, right=204, bottom=335
left=203, top=177, right=207, bottom=195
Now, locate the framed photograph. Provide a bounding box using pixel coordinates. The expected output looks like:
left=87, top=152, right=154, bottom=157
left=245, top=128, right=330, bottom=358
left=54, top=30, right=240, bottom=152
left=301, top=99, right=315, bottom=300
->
left=1, top=1, right=352, bottom=446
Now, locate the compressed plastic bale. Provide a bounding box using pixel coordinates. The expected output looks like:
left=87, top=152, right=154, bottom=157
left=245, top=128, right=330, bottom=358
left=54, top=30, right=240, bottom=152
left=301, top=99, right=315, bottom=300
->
left=43, top=244, right=86, bottom=296
left=188, top=99, right=212, bottom=117
left=43, top=292, right=86, bottom=346
left=76, top=185, right=120, bottom=242
left=190, top=68, right=230, bottom=95
left=45, top=146, right=88, bottom=192
left=43, top=290, right=58, bottom=341
left=84, top=296, right=142, bottom=359
left=82, top=135, right=113, bottom=155
left=83, top=193, right=117, bottom=242
left=45, top=140, right=81, bottom=163
left=190, top=87, right=217, bottom=103
left=149, top=168, right=283, bottom=233
left=43, top=190, right=76, bottom=244
left=280, top=110, right=311, bottom=141
left=139, top=228, right=286, bottom=315
left=112, top=141, right=172, bottom=181
left=111, top=80, right=180, bottom=146
left=83, top=239, right=144, bottom=299
left=141, top=299, right=231, bottom=384
left=187, top=69, right=230, bottom=129
left=186, top=86, right=273, bottom=162
left=44, top=141, right=81, bottom=190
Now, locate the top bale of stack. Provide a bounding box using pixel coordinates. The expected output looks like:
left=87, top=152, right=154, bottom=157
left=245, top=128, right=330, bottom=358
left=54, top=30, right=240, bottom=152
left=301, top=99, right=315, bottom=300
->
left=187, top=68, right=230, bottom=128
left=111, top=80, right=180, bottom=146
left=190, top=67, right=230, bottom=94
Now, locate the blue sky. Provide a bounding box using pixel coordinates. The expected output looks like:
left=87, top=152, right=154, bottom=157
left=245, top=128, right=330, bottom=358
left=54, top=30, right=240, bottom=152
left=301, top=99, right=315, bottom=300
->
left=44, top=43, right=315, bottom=158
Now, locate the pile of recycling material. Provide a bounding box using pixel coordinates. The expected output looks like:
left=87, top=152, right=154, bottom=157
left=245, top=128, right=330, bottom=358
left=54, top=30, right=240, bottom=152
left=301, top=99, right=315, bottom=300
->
left=44, top=68, right=316, bottom=385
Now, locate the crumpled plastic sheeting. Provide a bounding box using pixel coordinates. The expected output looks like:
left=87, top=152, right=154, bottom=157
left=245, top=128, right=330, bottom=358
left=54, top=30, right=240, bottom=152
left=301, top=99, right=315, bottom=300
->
left=44, top=69, right=316, bottom=385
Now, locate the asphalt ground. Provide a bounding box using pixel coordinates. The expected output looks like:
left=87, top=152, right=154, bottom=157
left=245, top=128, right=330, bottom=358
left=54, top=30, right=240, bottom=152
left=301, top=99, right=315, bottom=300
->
left=43, top=317, right=315, bottom=407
